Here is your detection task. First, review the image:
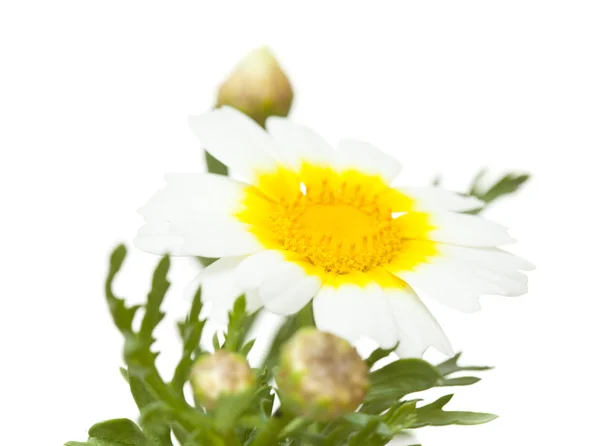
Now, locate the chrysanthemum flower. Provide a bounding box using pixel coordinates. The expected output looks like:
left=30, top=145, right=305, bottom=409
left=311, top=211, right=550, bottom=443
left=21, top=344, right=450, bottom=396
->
left=135, top=107, right=533, bottom=356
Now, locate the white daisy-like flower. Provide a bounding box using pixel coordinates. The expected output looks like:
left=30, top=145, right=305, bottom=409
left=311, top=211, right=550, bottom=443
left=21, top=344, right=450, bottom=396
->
left=135, top=106, right=533, bottom=357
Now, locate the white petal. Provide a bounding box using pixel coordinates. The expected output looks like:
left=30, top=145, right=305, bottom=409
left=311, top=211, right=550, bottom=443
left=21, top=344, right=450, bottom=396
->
left=169, top=219, right=264, bottom=258
left=436, top=244, right=534, bottom=272
left=313, top=284, right=398, bottom=348
left=384, top=287, right=453, bottom=357
left=235, top=250, right=286, bottom=290
left=259, top=261, right=321, bottom=315
left=188, top=107, right=277, bottom=181
left=426, top=211, right=515, bottom=246
left=335, top=138, right=401, bottom=182
left=266, top=117, right=335, bottom=169
left=191, top=256, right=263, bottom=323
left=139, top=173, right=245, bottom=224
left=392, top=248, right=529, bottom=312
left=134, top=222, right=187, bottom=255
left=398, top=187, right=484, bottom=212
left=393, top=261, right=498, bottom=312
left=134, top=173, right=261, bottom=257
left=435, top=245, right=530, bottom=296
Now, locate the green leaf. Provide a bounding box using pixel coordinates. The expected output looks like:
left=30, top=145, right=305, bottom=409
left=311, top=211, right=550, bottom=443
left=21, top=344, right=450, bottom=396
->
left=66, top=441, right=114, bottom=445
left=104, top=248, right=173, bottom=446
left=467, top=170, right=530, bottom=214
left=139, top=255, right=170, bottom=347
left=436, top=353, right=493, bottom=377
left=344, top=413, right=394, bottom=437
left=172, top=287, right=206, bottom=394
left=240, top=338, right=256, bottom=357
left=223, top=295, right=258, bottom=352
left=381, top=400, right=418, bottom=430
left=364, top=344, right=398, bottom=368
left=348, top=417, right=383, bottom=446
left=196, top=256, right=219, bottom=267
left=212, top=332, right=222, bottom=351
left=412, top=394, right=498, bottom=428
left=438, top=376, right=481, bottom=387
left=68, top=419, right=151, bottom=446
left=205, top=151, right=228, bottom=176
left=249, top=369, right=276, bottom=421
left=367, top=359, right=440, bottom=402
left=105, top=245, right=140, bottom=334
left=468, top=168, right=488, bottom=196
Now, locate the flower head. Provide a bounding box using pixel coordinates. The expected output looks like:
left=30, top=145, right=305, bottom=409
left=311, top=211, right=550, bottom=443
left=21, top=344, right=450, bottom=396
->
left=277, top=328, right=368, bottom=420
left=135, top=106, right=533, bottom=356
left=216, top=47, right=293, bottom=126
left=189, top=350, right=255, bottom=409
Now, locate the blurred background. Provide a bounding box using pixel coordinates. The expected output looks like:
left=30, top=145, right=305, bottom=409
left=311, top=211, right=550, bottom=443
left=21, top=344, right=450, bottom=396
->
left=1, top=1, right=599, bottom=444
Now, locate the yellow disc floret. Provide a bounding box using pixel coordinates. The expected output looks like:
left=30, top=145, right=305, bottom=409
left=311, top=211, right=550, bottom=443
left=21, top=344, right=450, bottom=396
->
left=237, top=165, right=436, bottom=285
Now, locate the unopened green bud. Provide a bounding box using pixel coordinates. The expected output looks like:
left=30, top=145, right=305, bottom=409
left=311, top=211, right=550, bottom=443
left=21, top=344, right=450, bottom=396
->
left=216, top=46, right=293, bottom=127
left=276, top=328, right=369, bottom=421
left=190, top=351, right=256, bottom=409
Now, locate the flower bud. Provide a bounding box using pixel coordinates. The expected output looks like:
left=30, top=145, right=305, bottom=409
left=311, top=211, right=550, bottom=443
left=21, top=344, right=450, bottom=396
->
left=190, top=351, right=256, bottom=409
left=216, top=46, right=293, bottom=126
left=276, top=328, right=369, bottom=420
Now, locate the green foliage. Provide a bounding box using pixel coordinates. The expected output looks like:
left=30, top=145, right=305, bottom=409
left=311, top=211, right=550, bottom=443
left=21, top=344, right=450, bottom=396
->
left=65, top=418, right=153, bottom=446
left=205, top=151, right=228, bottom=176
left=412, top=395, right=497, bottom=428
left=364, top=344, right=398, bottom=369
left=467, top=169, right=530, bottom=214
left=172, top=288, right=205, bottom=395
left=68, top=246, right=497, bottom=446
left=224, top=295, right=259, bottom=352
left=436, top=352, right=493, bottom=376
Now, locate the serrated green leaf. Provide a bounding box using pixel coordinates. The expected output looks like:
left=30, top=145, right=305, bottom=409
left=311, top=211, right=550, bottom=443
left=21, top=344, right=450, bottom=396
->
left=252, top=381, right=276, bottom=420
left=412, top=394, right=497, bottom=428
left=364, top=344, right=398, bottom=368
left=436, top=353, right=493, bottom=376
left=366, top=359, right=440, bottom=403
left=139, top=255, right=170, bottom=346
left=224, top=295, right=258, bottom=352
left=438, top=376, right=481, bottom=387
left=212, top=332, right=222, bottom=351
left=93, top=247, right=209, bottom=446
left=467, top=170, right=530, bottom=214
left=172, top=287, right=206, bottom=394
left=382, top=400, right=418, bottom=430
left=468, top=168, right=488, bottom=196
left=240, top=338, right=256, bottom=357
left=348, top=417, right=382, bottom=446
left=344, top=413, right=394, bottom=438
left=105, top=245, right=140, bottom=334
left=65, top=441, right=115, bottom=445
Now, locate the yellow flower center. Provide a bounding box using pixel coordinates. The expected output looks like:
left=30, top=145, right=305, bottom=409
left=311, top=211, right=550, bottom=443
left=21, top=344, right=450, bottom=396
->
left=237, top=165, right=436, bottom=286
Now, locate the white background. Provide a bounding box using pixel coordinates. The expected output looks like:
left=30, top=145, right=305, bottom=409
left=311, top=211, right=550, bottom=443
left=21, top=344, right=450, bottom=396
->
left=1, top=1, right=599, bottom=445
